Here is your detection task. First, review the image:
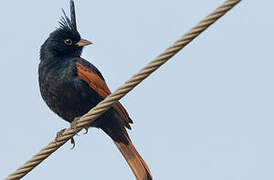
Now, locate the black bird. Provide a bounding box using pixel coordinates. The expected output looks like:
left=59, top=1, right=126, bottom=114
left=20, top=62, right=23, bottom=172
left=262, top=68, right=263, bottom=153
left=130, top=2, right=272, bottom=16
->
left=38, top=1, right=152, bottom=179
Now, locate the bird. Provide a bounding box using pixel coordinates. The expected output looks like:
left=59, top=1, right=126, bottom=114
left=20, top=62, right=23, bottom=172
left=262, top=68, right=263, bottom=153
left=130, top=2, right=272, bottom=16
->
left=38, top=1, right=152, bottom=179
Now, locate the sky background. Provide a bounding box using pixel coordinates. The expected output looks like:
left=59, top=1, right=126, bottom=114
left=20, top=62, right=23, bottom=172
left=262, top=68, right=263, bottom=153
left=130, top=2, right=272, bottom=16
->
left=1, top=0, right=273, bottom=179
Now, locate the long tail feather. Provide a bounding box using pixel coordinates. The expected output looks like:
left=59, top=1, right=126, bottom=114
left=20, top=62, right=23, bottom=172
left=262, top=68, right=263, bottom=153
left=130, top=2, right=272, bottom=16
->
left=113, top=135, right=152, bottom=180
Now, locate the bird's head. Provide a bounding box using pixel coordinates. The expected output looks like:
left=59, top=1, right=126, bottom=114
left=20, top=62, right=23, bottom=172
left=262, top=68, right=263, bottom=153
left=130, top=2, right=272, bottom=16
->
left=40, top=0, right=92, bottom=60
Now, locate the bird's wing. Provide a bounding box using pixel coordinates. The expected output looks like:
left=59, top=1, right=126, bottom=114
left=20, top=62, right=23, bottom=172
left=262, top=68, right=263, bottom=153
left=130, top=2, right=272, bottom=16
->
left=75, top=61, right=132, bottom=128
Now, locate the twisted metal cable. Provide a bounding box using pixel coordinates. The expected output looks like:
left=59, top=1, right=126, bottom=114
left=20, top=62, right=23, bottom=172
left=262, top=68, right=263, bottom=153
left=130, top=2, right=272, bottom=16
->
left=6, top=0, right=241, bottom=179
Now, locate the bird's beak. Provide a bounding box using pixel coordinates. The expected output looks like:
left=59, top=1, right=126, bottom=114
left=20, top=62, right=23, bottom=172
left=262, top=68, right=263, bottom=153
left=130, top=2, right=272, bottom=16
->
left=76, top=39, right=92, bottom=47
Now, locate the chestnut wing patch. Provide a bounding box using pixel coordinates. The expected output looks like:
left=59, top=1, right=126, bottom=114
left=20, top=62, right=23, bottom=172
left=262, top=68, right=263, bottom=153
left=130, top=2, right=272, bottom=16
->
left=75, top=61, right=132, bottom=128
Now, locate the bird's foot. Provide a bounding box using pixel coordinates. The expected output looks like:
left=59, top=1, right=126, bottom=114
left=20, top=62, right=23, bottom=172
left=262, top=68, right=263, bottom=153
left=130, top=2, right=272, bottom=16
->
left=55, top=128, right=76, bottom=149
left=69, top=117, right=82, bottom=149
left=68, top=117, right=89, bottom=149
left=71, top=117, right=89, bottom=135
left=55, top=128, right=66, bottom=142
left=70, top=117, right=80, bottom=132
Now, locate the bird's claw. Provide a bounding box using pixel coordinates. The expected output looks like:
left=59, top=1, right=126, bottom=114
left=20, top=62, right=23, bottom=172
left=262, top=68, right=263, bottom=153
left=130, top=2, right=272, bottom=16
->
left=83, top=127, right=89, bottom=135
left=70, top=137, right=76, bottom=149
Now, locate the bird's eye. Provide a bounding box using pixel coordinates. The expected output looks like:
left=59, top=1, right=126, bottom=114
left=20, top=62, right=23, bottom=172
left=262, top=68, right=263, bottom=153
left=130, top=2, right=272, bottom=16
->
left=64, top=38, right=73, bottom=45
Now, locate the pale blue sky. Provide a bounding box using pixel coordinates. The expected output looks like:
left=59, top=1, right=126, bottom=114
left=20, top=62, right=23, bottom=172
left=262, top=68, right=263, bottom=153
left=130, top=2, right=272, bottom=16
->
left=1, top=0, right=273, bottom=179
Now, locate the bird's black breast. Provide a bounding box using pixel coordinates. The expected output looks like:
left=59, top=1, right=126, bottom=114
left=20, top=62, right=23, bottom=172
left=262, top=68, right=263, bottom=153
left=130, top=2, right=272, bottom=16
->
left=38, top=57, right=103, bottom=122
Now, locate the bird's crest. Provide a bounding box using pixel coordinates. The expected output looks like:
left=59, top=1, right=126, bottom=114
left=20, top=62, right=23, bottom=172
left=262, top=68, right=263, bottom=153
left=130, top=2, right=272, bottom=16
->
left=59, top=0, right=78, bottom=33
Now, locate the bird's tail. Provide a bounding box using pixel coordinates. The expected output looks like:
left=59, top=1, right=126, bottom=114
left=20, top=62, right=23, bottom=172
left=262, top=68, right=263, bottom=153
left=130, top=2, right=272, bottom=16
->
left=103, top=127, right=152, bottom=180
left=113, top=135, right=152, bottom=180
